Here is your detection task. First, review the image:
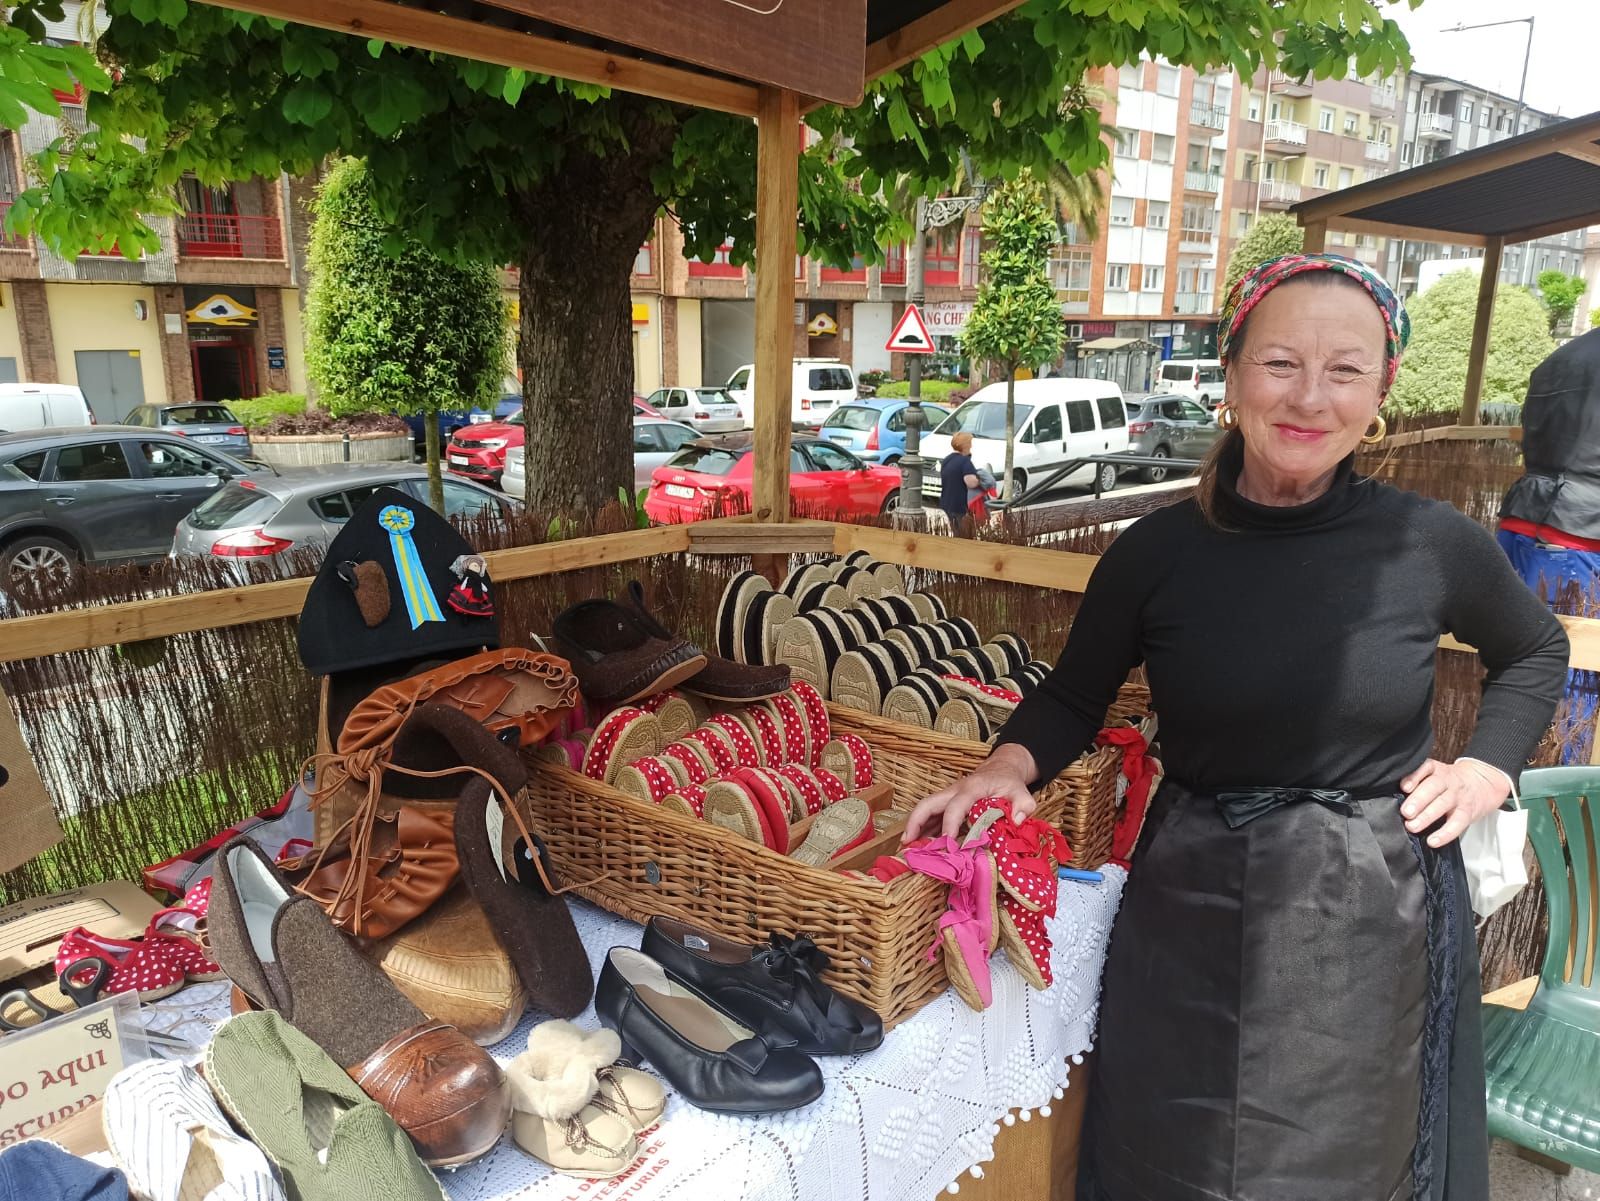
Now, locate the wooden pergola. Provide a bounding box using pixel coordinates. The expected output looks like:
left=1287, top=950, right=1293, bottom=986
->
left=1290, top=110, right=1600, bottom=423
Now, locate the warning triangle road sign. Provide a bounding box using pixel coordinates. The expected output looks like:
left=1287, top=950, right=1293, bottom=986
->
left=885, top=303, right=936, bottom=354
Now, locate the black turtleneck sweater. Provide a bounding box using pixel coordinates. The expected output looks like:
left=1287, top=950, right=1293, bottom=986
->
left=996, top=443, right=1570, bottom=794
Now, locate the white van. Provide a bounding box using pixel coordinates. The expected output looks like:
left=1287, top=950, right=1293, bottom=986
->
left=724, top=359, right=857, bottom=430
left=919, top=378, right=1129, bottom=501
left=0, top=383, right=95, bottom=432
left=1153, top=358, right=1227, bottom=407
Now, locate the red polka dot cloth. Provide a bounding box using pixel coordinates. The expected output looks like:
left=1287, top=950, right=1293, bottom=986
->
left=766, top=696, right=811, bottom=768
left=745, top=706, right=786, bottom=766
left=685, top=725, right=739, bottom=775
left=773, top=764, right=826, bottom=817
left=617, top=756, right=679, bottom=805
left=967, top=796, right=1073, bottom=990
left=705, top=714, right=762, bottom=768
left=939, top=676, right=1024, bottom=706
left=662, top=784, right=707, bottom=819
left=661, top=740, right=713, bottom=785
left=582, top=706, right=649, bottom=782
left=813, top=767, right=849, bottom=805
left=833, top=733, right=874, bottom=788
left=788, top=681, right=831, bottom=762
left=55, top=926, right=221, bottom=1001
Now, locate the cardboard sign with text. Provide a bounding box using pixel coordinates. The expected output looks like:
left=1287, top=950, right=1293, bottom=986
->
left=0, top=683, right=60, bottom=874
left=0, top=995, right=142, bottom=1150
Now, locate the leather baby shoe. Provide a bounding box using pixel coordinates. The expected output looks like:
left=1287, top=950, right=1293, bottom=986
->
left=641, top=917, right=883, bottom=1056
left=207, top=838, right=510, bottom=1167
left=507, top=1020, right=642, bottom=1178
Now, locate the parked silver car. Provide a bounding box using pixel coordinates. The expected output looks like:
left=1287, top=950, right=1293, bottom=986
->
left=1124, top=395, right=1221, bottom=483
left=172, top=463, right=513, bottom=560
left=641, top=387, right=746, bottom=434
left=121, top=403, right=253, bottom=459
left=500, top=417, right=700, bottom=496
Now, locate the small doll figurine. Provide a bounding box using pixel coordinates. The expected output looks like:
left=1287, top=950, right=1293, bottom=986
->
left=446, top=553, right=494, bottom=618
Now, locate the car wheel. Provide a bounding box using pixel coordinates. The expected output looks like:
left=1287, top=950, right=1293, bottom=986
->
left=881, top=454, right=900, bottom=468
left=1009, top=469, right=1027, bottom=501
left=879, top=490, right=900, bottom=516
left=1095, top=462, right=1119, bottom=495
left=1140, top=445, right=1172, bottom=484
left=3, top=535, right=76, bottom=592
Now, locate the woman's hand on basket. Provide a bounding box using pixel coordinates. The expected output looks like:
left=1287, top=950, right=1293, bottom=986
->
left=1399, top=757, right=1512, bottom=848
left=903, top=742, right=1040, bottom=843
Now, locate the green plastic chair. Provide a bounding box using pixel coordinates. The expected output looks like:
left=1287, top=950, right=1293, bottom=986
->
left=1483, top=766, right=1600, bottom=1170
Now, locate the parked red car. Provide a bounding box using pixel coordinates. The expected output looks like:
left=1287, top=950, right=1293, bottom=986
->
left=445, top=411, right=523, bottom=485
left=644, top=434, right=901, bottom=524
left=634, top=394, right=663, bottom=419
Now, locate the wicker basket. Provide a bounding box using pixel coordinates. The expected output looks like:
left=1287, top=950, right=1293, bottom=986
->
left=516, top=718, right=1123, bottom=1029
left=827, top=681, right=1152, bottom=873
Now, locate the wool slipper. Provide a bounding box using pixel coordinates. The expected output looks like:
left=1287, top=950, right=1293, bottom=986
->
left=780, top=561, right=834, bottom=599
left=716, top=571, right=773, bottom=661
left=660, top=785, right=707, bottom=819
left=552, top=598, right=707, bottom=708
left=772, top=763, right=827, bottom=818
left=582, top=707, right=664, bottom=785
left=819, top=734, right=875, bottom=791
left=934, top=697, right=991, bottom=742
left=454, top=789, right=593, bottom=1021
left=788, top=680, right=831, bottom=755
left=507, top=1020, right=642, bottom=1179
left=790, top=798, right=872, bottom=867
left=704, top=713, right=763, bottom=767
left=622, top=581, right=792, bottom=702
left=684, top=724, right=740, bottom=775
left=661, top=739, right=715, bottom=786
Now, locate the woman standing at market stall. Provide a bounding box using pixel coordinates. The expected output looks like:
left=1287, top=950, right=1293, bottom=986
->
left=905, top=254, right=1569, bottom=1201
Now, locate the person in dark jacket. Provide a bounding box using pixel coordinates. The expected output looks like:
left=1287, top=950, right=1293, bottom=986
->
left=907, top=254, right=1569, bottom=1201
left=939, top=431, right=981, bottom=536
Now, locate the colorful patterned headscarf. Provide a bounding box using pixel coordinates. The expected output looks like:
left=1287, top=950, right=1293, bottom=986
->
left=1217, top=253, right=1411, bottom=391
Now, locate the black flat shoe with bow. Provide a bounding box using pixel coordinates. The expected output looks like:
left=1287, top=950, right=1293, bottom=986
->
left=641, top=918, right=885, bottom=1056
left=595, top=947, right=824, bottom=1114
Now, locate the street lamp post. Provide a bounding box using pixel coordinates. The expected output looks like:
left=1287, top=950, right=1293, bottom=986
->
left=1441, top=16, right=1535, bottom=131
left=898, top=190, right=987, bottom=522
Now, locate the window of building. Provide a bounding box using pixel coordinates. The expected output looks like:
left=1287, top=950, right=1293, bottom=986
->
left=960, top=227, right=982, bottom=285
left=1113, top=128, right=1138, bottom=158
left=1269, top=99, right=1282, bottom=121
left=1118, top=63, right=1142, bottom=92
left=1459, top=101, right=1473, bottom=125
left=1319, top=107, right=1335, bottom=132
left=1480, top=106, right=1492, bottom=128
left=1247, top=92, right=1261, bottom=122
left=1141, top=265, right=1164, bottom=291
left=1156, top=65, right=1180, bottom=97
left=1145, top=200, right=1169, bottom=230
left=1106, top=263, right=1130, bottom=290
left=1343, top=112, right=1359, bottom=135
left=0, top=136, right=18, bottom=205
left=1236, top=210, right=1252, bottom=235
left=1052, top=247, right=1092, bottom=295
left=1110, top=197, right=1135, bottom=227
left=1338, top=166, right=1354, bottom=188
left=1313, top=164, right=1329, bottom=187
left=1407, top=88, right=1418, bottom=113
left=633, top=243, right=652, bottom=276
left=1401, top=142, right=1413, bottom=164
left=1151, top=134, right=1175, bottom=164
left=1181, top=203, right=1214, bottom=235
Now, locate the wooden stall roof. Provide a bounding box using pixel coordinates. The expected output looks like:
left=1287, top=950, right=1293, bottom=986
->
left=200, top=0, right=1029, bottom=116
left=1291, top=110, right=1600, bottom=246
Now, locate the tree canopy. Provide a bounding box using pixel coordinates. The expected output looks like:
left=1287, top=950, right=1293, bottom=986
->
left=1536, top=270, right=1587, bottom=337
left=4, top=0, right=1416, bottom=516
left=1223, top=212, right=1305, bottom=301
left=1387, top=269, right=1554, bottom=417
left=304, top=158, right=506, bottom=510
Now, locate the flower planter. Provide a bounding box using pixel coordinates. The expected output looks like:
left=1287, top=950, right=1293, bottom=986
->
left=247, top=430, right=413, bottom=467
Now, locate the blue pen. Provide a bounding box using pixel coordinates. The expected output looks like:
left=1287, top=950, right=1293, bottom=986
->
left=1057, top=867, right=1104, bottom=883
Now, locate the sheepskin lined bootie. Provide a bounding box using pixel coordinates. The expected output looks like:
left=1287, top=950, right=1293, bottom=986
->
left=507, top=1021, right=655, bottom=1178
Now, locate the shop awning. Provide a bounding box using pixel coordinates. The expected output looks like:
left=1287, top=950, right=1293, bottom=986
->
left=1078, top=337, right=1158, bottom=352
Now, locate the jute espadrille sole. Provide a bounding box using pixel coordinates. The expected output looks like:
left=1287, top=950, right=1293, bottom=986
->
left=871, top=563, right=907, bottom=595
left=934, top=698, right=990, bottom=742
left=773, top=617, right=831, bottom=691
left=829, top=650, right=882, bottom=715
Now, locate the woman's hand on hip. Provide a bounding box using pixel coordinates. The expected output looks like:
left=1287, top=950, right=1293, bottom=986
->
left=1399, top=758, right=1511, bottom=848
left=903, top=742, right=1040, bottom=843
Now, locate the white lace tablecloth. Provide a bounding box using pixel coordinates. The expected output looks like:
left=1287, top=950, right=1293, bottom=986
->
left=149, top=868, right=1123, bottom=1201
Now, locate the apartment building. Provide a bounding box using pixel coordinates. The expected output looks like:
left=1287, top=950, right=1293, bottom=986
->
left=1224, top=67, right=1401, bottom=286
left=1386, top=73, right=1587, bottom=297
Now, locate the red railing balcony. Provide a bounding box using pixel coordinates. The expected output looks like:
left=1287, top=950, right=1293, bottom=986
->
left=687, top=243, right=742, bottom=279
left=881, top=245, right=907, bottom=286
left=0, top=202, right=28, bottom=251
left=178, top=212, right=284, bottom=260
left=819, top=255, right=867, bottom=284
left=925, top=254, right=960, bottom=288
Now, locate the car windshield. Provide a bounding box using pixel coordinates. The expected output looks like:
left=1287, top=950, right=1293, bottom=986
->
left=187, top=481, right=281, bottom=530
left=694, top=389, right=739, bottom=406
left=161, top=405, right=237, bottom=424
left=935, top=401, right=1032, bottom=440
left=667, top=446, right=744, bottom=477
left=825, top=406, right=880, bottom=433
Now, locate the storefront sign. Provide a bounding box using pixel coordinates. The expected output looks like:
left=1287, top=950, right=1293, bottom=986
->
left=631, top=303, right=650, bottom=326
left=267, top=346, right=287, bottom=370
left=185, top=292, right=258, bottom=328
left=924, top=302, right=973, bottom=336
left=0, top=996, right=136, bottom=1149
left=1081, top=321, right=1116, bottom=338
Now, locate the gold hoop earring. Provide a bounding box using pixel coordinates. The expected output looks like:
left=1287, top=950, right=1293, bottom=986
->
left=1361, top=414, right=1386, bottom=445
left=1216, top=404, right=1237, bottom=431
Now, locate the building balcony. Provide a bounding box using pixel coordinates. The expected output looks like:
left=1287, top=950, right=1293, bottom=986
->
left=1189, top=100, right=1228, bottom=131
left=1058, top=290, right=1090, bottom=315
left=1371, top=86, right=1398, bottom=111
left=1179, top=229, right=1217, bottom=254
left=1264, top=119, right=1308, bottom=150
left=1417, top=112, right=1454, bottom=139
left=1183, top=170, right=1222, bottom=194
left=1268, top=70, right=1313, bottom=97
left=1258, top=179, right=1303, bottom=209
left=1364, top=140, right=1392, bottom=164
left=686, top=243, right=743, bottom=279
left=880, top=245, right=907, bottom=286
left=1174, top=291, right=1214, bottom=314
left=177, top=212, right=284, bottom=260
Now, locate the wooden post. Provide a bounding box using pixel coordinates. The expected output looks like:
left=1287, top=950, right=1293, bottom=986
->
left=1461, top=236, right=1504, bottom=426
left=752, top=87, right=801, bottom=525
left=1301, top=220, right=1326, bottom=254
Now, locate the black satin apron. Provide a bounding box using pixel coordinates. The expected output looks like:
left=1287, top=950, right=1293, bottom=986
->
left=1083, top=779, right=1488, bottom=1201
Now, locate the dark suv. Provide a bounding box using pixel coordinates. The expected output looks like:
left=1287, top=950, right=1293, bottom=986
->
left=0, top=427, right=259, bottom=588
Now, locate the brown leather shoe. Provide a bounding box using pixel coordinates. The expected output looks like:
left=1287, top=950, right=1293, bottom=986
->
left=552, top=597, right=707, bottom=706
left=208, top=837, right=510, bottom=1166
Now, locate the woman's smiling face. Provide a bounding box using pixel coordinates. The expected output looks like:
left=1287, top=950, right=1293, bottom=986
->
left=1229, top=275, right=1388, bottom=495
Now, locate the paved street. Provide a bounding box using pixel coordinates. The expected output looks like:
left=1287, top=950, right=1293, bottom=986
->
left=1492, top=1142, right=1600, bottom=1199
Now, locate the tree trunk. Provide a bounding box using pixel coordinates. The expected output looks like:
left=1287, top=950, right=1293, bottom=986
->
left=514, top=100, right=679, bottom=525
left=1001, top=365, right=1017, bottom=502
left=424, top=417, right=443, bottom=512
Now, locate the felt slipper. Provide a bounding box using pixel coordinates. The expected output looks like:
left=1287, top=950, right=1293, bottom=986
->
left=704, top=713, right=763, bottom=767
left=934, top=697, right=991, bottom=742
left=638, top=690, right=700, bottom=742
left=625, top=581, right=792, bottom=701
left=661, top=739, right=715, bottom=785
left=614, top=757, right=681, bottom=805
left=788, top=680, right=831, bottom=757
left=780, top=562, right=833, bottom=599
left=772, top=764, right=827, bottom=818
left=552, top=598, right=706, bottom=708
left=906, top=592, right=947, bottom=622
left=582, top=707, right=664, bottom=785
left=660, top=785, right=707, bottom=819
left=819, top=734, right=875, bottom=791
left=716, top=571, right=773, bottom=662
left=683, top=725, right=740, bottom=776
left=790, top=798, right=873, bottom=867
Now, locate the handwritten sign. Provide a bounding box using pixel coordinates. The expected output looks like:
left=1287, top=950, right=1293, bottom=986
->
left=0, top=995, right=135, bottom=1149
